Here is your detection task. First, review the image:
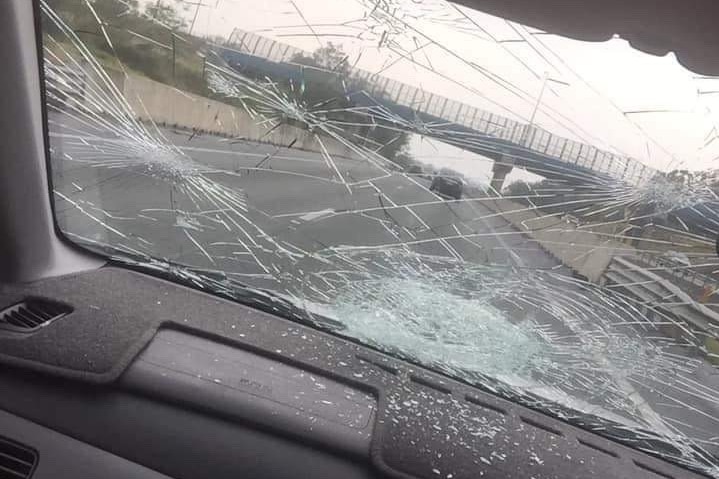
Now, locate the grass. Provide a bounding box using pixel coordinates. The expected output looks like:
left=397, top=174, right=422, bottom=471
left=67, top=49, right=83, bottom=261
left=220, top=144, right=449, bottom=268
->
left=707, top=336, right=719, bottom=366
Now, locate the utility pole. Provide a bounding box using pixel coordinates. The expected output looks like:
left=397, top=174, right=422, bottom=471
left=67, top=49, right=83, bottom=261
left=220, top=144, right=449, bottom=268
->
left=188, top=1, right=206, bottom=35
left=171, top=33, right=176, bottom=85
left=153, top=0, right=163, bottom=24
left=197, top=52, right=206, bottom=81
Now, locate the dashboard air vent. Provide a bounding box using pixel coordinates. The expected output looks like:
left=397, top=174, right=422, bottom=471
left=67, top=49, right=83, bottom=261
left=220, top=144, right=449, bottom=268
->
left=0, top=298, right=72, bottom=332
left=0, top=436, right=37, bottom=479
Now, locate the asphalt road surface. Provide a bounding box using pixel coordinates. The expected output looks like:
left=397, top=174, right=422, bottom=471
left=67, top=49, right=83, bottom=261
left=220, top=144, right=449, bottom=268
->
left=48, top=115, right=560, bottom=282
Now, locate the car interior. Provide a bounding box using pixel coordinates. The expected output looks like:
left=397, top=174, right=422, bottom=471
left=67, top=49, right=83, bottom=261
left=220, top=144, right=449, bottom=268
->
left=0, top=1, right=717, bottom=478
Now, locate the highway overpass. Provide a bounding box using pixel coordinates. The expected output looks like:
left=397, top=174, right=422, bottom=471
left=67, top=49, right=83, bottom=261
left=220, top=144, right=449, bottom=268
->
left=215, top=30, right=656, bottom=191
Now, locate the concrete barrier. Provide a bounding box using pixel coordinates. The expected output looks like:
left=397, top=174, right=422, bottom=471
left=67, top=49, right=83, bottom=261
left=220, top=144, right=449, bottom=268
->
left=120, top=74, right=357, bottom=159
left=485, top=197, right=633, bottom=282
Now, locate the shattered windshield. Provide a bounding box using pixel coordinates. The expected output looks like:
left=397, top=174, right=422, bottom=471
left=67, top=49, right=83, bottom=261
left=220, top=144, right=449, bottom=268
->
left=40, top=0, right=719, bottom=475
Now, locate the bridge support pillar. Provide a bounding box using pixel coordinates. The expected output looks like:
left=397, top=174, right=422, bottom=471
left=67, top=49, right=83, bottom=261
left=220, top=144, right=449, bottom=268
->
left=489, top=157, right=514, bottom=196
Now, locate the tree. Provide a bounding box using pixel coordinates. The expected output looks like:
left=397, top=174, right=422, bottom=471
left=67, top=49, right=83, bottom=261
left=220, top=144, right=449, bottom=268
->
left=290, top=42, right=349, bottom=75
left=287, top=43, right=356, bottom=110
left=45, top=0, right=206, bottom=94
left=406, top=163, right=424, bottom=175
left=504, top=180, right=533, bottom=198
left=145, top=0, right=188, bottom=31
left=289, top=44, right=413, bottom=166
left=44, top=0, right=139, bottom=36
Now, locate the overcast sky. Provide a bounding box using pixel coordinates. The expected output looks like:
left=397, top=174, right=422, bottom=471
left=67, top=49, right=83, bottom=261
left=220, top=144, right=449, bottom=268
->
left=157, top=0, right=719, bottom=178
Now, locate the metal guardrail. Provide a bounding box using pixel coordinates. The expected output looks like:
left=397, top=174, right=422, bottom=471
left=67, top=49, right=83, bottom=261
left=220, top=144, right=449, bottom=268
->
left=636, top=251, right=717, bottom=290
left=604, top=256, right=719, bottom=336
left=226, top=29, right=656, bottom=184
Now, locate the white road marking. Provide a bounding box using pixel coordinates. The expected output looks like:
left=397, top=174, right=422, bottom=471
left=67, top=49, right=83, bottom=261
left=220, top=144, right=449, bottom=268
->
left=299, top=208, right=335, bottom=222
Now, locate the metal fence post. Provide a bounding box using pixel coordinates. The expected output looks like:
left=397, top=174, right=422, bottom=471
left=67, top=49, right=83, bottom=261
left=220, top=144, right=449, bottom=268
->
left=437, top=97, right=448, bottom=118
left=455, top=103, right=464, bottom=124
left=559, top=140, right=567, bottom=160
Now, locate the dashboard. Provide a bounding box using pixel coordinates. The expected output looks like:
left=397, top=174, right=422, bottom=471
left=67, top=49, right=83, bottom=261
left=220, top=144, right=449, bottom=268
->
left=0, top=266, right=706, bottom=479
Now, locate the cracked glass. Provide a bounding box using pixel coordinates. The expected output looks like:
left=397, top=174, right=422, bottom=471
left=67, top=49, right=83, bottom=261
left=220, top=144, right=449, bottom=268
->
left=40, top=0, right=719, bottom=475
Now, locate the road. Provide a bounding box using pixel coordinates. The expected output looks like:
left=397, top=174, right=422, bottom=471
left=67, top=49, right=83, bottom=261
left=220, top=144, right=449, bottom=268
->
left=49, top=116, right=559, bottom=284
left=47, top=113, right=719, bottom=468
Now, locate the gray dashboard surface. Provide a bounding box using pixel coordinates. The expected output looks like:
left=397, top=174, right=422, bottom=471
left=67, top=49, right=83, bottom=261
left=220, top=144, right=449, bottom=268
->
left=0, top=409, right=171, bottom=479
left=122, top=329, right=376, bottom=457
left=0, top=368, right=378, bottom=479
left=0, top=268, right=710, bottom=479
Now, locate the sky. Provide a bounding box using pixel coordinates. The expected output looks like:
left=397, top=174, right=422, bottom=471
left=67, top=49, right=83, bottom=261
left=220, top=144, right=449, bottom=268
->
left=156, top=0, right=719, bottom=176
